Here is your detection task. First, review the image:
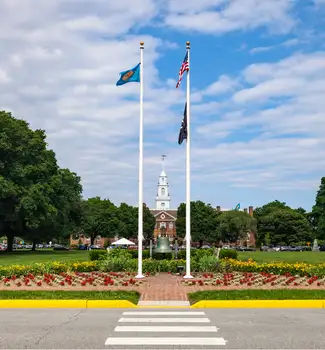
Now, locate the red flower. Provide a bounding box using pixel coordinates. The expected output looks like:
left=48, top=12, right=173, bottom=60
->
left=16, top=282, right=22, bottom=287
left=37, top=281, right=42, bottom=286
left=59, top=281, right=65, bottom=286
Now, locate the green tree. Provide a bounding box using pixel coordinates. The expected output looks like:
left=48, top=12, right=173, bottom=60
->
left=216, top=210, right=256, bottom=243
left=143, top=203, right=155, bottom=242
left=312, top=177, right=325, bottom=240
left=23, top=168, right=82, bottom=249
left=117, top=203, right=137, bottom=239
left=255, top=201, right=313, bottom=246
left=0, top=111, right=81, bottom=251
left=176, top=201, right=219, bottom=246
left=80, top=197, right=119, bottom=245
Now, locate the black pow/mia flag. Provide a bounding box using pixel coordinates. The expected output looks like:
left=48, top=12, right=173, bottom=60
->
left=178, top=103, right=187, bottom=145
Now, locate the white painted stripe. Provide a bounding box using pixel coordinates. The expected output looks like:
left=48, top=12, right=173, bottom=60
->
left=105, top=337, right=227, bottom=346
left=118, top=317, right=210, bottom=323
left=114, top=325, right=218, bottom=332
left=122, top=311, right=205, bottom=316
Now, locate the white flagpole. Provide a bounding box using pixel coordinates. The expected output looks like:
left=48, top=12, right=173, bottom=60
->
left=184, top=41, right=193, bottom=279
left=136, top=41, right=144, bottom=279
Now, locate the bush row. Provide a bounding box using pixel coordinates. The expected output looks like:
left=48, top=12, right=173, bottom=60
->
left=89, top=248, right=237, bottom=261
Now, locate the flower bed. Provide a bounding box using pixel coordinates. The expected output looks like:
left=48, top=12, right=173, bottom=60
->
left=0, top=271, right=147, bottom=289
left=182, top=272, right=325, bottom=288
left=225, top=259, right=325, bottom=277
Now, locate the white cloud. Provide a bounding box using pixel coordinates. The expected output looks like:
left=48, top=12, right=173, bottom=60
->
left=165, top=0, right=295, bottom=35
left=0, top=0, right=180, bottom=207
left=192, top=51, right=325, bottom=206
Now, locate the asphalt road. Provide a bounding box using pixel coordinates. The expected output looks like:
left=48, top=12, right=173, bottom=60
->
left=0, top=308, right=324, bottom=349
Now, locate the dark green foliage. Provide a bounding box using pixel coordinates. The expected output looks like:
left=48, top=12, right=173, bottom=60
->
left=80, top=197, right=119, bottom=245
left=143, top=204, right=155, bottom=242
left=312, top=177, right=325, bottom=240
left=0, top=111, right=82, bottom=251
left=217, top=211, right=256, bottom=243
left=88, top=250, right=107, bottom=261
left=176, top=201, right=219, bottom=245
left=219, top=248, right=238, bottom=260
left=255, top=201, right=313, bottom=246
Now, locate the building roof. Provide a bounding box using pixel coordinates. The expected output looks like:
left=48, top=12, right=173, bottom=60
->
left=150, top=209, right=177, bottom=219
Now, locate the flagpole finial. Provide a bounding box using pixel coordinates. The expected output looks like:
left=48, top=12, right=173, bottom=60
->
left=140, top=41, right=144, bottom=47
left=186, top=41, right=190, bottom=48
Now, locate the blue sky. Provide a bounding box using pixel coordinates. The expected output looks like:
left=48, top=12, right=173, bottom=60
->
left=1, top=0, right=325, bottom=211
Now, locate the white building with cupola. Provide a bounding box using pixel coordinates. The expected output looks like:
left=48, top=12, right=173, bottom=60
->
left=150, top=156, right=177, bottom=238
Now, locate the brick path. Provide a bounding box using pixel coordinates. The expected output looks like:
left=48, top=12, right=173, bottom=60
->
left=138, top=273, right=188, bottom=301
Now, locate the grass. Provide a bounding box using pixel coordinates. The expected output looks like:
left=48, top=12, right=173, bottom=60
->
left=0, top=250, right=89, bottom=266
left=0, top=290, right=140, bottom=304
left=0, top=250, right=324, bottom=267
left=188, top=289, right=325, bottom=304
left=238, top=251, right=325, bottom=264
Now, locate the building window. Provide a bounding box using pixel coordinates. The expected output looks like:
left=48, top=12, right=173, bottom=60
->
left=161, top=202, right=165, bottom=207
left=160, top=222, right=166, bottom=228
left=169, top=222, right=173, bottom=229
left=161, top=188, right=165, bottom=195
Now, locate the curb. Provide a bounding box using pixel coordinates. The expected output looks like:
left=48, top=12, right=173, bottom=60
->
left=191, top=300, right=325, bottom=308
left=0, top=299, right=136, bottom=308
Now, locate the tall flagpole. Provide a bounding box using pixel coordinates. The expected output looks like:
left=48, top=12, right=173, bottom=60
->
left=136, top=41, right=144, bottom=279
left=184, top=41, right=193, bottom=279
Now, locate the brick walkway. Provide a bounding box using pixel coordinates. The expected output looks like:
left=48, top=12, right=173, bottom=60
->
left=138, top=273, right=188, bottom=301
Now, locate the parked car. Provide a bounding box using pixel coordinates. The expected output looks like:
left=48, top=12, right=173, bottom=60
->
left=201, top=244, right=211, bottom=249
left=53, top=244, right=69, bottom=251
left=320, top=245, right=325, bottom=251
left=89, top=245, right=101, bottom=250
left=78, top=244, right=88, bottom=250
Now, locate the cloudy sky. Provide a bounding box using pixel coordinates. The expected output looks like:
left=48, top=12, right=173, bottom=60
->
left=1, top=0, right=325, bottom=211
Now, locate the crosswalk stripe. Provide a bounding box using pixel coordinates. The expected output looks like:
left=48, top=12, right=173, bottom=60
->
left=114, top=325, right=218, bottom=332
left=105, top=337, right=227, bottom=346
left=118, top=317, right=210, bottom=323
left=123, top=311, right=206, bottom=316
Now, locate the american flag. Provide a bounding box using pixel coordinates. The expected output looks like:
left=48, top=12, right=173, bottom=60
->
left=176, top=52, right=189, bottom=88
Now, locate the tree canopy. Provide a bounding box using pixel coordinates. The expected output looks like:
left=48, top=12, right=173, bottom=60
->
left=255, top=200, right=313, bottom=246
left=217, top=210, right=256, bottom=243
left=312, top=177, right=325, bottom=240
left=0, top=111, right=82, bottom=251
left=176, top=201, right=219, bottom=245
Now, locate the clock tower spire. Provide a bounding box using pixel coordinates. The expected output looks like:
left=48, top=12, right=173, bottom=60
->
left=156, top=155, right=171, bottom=210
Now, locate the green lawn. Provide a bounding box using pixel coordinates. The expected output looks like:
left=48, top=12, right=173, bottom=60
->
left=188, top=289, right=325, bottom=304
left=0, top=291, right=139, bottom=303
left=238, top=251, right=325, bottom=264
left=0, top=250, right=89, bottom=266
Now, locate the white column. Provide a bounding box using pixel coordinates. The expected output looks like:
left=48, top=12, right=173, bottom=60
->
left=184, top=41, right=193, bottom=279
left=136, top=41, right=144, bottom=279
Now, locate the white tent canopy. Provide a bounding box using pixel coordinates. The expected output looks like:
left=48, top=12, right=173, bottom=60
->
left=111, top=238, right=135, bottom=246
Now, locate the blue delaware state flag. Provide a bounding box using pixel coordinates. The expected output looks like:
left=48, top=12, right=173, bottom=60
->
left=116, top=63, right=140, bottom=86
left=234, top=203, right=240, bottom=210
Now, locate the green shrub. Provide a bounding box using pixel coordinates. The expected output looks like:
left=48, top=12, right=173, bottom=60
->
left=176, top=249, right=186, bottom=260
left=197, top=255, right=219, bottom=272
left=107, top=248, right=132, bottom=260
left=153, top=252, right=174, bottom=260
left=99, top=257, right=136, bottom=272
left=89, top=250, right=107, bottom=261
left=128, top=249, right=150, bottom=259
left=219, top=248, right=238, bottom=260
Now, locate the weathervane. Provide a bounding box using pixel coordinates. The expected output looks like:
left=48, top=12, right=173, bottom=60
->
left=161, top=154, right=166, bottom=170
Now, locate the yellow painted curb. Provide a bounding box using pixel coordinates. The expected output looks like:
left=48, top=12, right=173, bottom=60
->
left=0, top=299, right=87, bottom=308
left=87, top=300, right=136, bottom=308
left=0, top=299, right=137, bottom=308
left=191, top=300, right=325, bottom=308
